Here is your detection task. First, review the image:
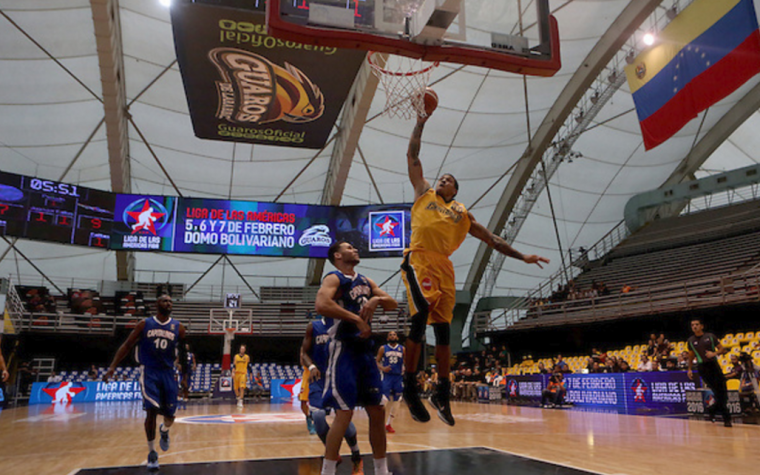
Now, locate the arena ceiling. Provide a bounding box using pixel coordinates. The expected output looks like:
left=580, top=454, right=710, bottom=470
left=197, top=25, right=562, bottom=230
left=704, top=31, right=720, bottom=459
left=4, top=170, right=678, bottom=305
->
left=1, top=0, right=760, bottom=318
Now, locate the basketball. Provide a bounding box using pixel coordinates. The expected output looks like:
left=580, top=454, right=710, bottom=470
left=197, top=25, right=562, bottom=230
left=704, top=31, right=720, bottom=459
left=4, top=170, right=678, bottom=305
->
left=423, top=88, right=438, bottom=117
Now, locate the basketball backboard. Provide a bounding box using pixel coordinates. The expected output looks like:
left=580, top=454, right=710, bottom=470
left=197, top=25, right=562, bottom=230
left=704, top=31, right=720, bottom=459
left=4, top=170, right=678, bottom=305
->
left=266, top=0, right=560, bottom=76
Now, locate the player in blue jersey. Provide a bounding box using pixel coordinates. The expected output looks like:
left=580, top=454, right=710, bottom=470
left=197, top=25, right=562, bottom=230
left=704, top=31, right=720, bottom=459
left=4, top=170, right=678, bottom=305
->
left=376, top=331, right=405, bottom=434
left=301, top=317, right=364, bottom=474
left=104, top=295, right=186, bottom=471
left=317, top=240, right=398, bottom=475
left=177, top=342, right=196, bottom=408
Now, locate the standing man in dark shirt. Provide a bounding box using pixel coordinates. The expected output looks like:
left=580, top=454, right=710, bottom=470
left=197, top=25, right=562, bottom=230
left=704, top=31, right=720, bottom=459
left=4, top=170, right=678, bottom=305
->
left=687, top=317, right=731, bottom=427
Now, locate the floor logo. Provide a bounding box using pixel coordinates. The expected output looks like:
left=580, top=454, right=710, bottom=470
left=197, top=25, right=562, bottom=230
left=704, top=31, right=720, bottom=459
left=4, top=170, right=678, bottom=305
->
left=176, top=413, right=306, bottom=424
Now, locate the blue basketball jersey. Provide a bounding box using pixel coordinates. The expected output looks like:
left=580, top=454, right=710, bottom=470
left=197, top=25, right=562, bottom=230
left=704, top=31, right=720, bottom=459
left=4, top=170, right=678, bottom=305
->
left=311, top=318, right=332, bottom=374
left=325, top=270, right=373, bottom=345
left=137, top=316, right=180, bottom=371
left=382, top=344, right=404, bottom=375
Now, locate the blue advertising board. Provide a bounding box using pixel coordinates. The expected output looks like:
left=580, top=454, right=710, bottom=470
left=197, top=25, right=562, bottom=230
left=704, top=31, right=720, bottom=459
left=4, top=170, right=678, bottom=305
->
left=269, top=378, right=303, bottom=399
left=504, top=372, right=700, bottom=415
left=29, top=381, right=144, bottom=405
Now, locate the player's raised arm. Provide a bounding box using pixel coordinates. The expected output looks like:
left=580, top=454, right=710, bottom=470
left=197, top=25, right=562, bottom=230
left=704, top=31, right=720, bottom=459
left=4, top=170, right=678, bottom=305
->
left=408, top=116, right=432, bottom=200
left=467, top=212, right=550, bottom=268
left=104, top=320, right=145, bottom=382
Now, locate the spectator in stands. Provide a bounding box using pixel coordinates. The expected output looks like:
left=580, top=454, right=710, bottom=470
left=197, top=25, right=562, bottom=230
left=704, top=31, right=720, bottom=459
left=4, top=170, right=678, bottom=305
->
left=646, top=334, right=658, bottom=357
left=656, top=334, right=673, bottom=359
left=677, top=351, right=690, bottom=370
left=607, top=356, right=620, bottom=373
left=537, top=362, right=549, bottom=374
left=554, top=355, right=571, bottom=373
left=498, top=346, right=508, bottom=365
left=88, top=365, right=98, bottom=381
left=541, top=373, right=564, bottom=408
left=726, top=354, right=743, bottom=380
left=637, top=354, right=653, bottom=372
left=251, top=373, right=265, bottom=400
left=621, top=284, right=636, bottom=294
left=664, top=359, right=678, bottom=371
left=585, top=357, right=595, bottom=373
left=18, top=361, right=38, bottom=393
left=47, top=371, right=62, bottom=383
left=618, top=359, right=631, bottom=372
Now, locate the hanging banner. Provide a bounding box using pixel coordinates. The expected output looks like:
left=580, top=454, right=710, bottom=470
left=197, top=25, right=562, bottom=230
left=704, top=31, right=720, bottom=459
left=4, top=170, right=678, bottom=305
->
left=170, top=1, right=366, bottom=148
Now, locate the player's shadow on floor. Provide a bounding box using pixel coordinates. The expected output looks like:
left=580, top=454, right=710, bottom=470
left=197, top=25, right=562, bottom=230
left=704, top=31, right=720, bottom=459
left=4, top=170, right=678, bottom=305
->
left=77, top=447, right=598, bottom=474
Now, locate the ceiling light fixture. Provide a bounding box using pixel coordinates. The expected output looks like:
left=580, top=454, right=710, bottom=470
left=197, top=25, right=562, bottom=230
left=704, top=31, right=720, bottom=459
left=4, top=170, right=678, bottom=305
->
left=159, top=0, right=172, bottom=7
left=643, top=32, right=655, bottom=46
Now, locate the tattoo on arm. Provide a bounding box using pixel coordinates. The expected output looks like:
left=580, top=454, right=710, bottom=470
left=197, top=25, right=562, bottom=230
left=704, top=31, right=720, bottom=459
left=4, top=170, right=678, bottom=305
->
left=408, top=121, right=425, bottom=161
left=491, top=235, right=524, bottom=260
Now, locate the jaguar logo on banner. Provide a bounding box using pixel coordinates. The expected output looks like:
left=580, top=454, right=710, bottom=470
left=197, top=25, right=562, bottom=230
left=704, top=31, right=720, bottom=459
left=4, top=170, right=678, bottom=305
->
left=209, top=48, right=325, bottom=125
left=171, top=2, right=366, bottom=149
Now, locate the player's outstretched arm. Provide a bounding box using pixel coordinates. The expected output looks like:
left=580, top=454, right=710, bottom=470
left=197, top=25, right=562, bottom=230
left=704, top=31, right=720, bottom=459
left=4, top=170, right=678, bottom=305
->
left=315, top=274, right=370, bottom=338
left=467, top=212, right=550, bottom=268
left=408, top=116, right=431, bottom=200
left=104, top=320, right=145, bottom=382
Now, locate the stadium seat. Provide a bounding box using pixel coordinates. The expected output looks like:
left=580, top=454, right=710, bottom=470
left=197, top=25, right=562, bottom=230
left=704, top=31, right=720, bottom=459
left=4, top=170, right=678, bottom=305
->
left=727, top=379, right=740, bottom=391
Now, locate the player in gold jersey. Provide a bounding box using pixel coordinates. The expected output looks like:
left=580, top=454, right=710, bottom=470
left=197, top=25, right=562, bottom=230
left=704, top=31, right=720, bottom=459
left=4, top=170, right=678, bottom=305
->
left=233, top=345, right=250, bottom=408
left=402, top=113, right=550, bottom=426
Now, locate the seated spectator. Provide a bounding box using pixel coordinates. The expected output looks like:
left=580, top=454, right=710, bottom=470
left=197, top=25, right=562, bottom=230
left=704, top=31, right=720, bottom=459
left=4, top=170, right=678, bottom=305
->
left=726, top=354, right=743, bottom=380
left=554, top=355, right=572, bottom=373
left=585, top=357, right=595, bottom=373
left=656, top=334, right=673, bottom=359
left=47, top=371, right=62, bottom=383
left=537, top=362, right=549, bottom=374
left=618, top=359, right=631, bottom=372
left=541, top=373, right=565, bottom=408
left=88, top=365, right=98, bottom=381
left=590, top=362, right=604, bottom=373
left=646, top=334, right=657, bottom=357
left=677, top=351, right=690, bottom=370
left=607, top=356, right=620, bottom=373
left=598, top=282, right=610, bottom=296
left=664, top=359, right=678, bottom=371
left=637, top=354, right=653, bottom=372
left=651, top=358, right=662, bottom=372
left=621, top=284, right=636, bottom=294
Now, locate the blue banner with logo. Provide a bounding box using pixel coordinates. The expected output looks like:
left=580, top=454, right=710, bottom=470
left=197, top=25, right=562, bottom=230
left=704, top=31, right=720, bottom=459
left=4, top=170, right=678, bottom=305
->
left=504, top=372, right=700, bottom=415
left=270, top=378, right=303, bottom=399
left=110, top=194, right=178, bottom=251
left=29, top=381, right=144, bottom=405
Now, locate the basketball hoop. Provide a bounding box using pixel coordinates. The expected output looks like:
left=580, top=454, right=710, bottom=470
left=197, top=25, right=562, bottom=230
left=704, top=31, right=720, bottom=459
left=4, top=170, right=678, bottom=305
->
left=368, top=52, right=439, bottom=120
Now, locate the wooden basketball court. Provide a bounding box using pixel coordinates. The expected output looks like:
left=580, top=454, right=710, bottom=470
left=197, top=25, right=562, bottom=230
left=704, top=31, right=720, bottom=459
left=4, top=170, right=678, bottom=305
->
left=1, top=399, right=757, bottom=474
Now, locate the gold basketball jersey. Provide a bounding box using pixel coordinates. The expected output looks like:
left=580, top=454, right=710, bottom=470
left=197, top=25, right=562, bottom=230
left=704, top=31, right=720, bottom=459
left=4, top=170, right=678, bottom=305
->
left=234, top=354, right=249, bottom=374
left=408, top=188, right=471, bottom=256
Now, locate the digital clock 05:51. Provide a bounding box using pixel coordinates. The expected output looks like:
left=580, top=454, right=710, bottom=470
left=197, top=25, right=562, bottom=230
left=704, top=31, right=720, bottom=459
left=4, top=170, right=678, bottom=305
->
left=29, top=178, right=81, bottom=197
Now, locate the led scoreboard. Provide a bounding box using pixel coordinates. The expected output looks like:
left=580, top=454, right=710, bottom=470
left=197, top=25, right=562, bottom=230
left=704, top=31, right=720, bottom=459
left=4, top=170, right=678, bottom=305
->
left=0, top=170, right=411, bottom=258
left=0, top=171, right=113, bottom=248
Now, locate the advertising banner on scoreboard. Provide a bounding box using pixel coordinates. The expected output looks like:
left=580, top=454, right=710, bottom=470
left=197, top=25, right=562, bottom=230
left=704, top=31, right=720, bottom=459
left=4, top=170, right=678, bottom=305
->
left=170, top=2, right=366, bottom=149
left=175, top=197, right=333, bottom=257
left=111, top=194, right=178, bottom=251
left=0, top=170, right=412, bottom=258
left=0, top=170, right=114, bottom=249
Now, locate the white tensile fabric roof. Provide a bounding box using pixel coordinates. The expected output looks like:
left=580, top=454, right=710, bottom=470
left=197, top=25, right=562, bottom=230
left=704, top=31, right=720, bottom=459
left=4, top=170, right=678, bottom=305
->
left=1, top=0, right=759, bottom=309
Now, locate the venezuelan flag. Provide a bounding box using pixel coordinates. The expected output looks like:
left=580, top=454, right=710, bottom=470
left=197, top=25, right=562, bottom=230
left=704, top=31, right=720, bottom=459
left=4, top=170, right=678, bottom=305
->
left=625, top=0, right=760, bottom=150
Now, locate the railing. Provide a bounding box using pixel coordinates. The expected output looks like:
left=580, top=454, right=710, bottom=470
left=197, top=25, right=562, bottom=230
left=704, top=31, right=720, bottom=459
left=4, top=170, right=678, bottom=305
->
left=475, top=267, right=760, bottom=334
left=11, top=305, right=409, bottom=338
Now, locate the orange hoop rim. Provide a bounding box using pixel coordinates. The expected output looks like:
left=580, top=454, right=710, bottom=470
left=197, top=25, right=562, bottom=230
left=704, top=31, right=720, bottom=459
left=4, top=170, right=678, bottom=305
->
left=367, top=51, right=439, bottom=77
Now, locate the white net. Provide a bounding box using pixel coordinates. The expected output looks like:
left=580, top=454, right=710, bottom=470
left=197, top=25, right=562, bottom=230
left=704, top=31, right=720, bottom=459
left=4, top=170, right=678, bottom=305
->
left=368, top=52, right=438, bottom=120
